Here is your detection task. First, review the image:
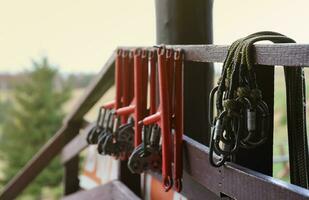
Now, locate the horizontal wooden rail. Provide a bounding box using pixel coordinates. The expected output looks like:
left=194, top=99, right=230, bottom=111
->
left=157, top=136, right=309, bottom=200
left=184, top=136, right=309, bottom=200
left=0, top=52, right=116, bottom=200
left=121, top=43, right=309, bottom=66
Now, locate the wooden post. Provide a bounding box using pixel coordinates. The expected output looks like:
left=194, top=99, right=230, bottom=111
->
left=63, top=122, right=83, bottom=195
left=155, top=0, right=214, bottom=144
left=119, top=160, right=141, bottom=196
left=64, top=156, right=80, bottom=195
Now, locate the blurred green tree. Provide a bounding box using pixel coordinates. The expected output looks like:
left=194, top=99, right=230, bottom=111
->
left=0, top=58, right=71, bottom=198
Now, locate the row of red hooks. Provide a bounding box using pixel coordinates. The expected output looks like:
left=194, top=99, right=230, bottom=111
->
left=87, top=46, right=184, bottom=192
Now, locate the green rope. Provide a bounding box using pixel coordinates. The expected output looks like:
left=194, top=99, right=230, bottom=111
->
left=209, top=31, right=309, bottom=189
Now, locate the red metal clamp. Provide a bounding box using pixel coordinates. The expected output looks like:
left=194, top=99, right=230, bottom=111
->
left=116, top=49, right=149, bottom=147
left=101, top=49, right=126, bottom=111
left=141, top=46, right=173, bottom=191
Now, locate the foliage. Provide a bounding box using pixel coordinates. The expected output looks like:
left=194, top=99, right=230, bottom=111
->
left=0, top=100, right=11, bottom=123
left=0, top=58, right=71, bottom=198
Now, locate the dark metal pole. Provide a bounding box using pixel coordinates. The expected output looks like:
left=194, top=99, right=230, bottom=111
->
left=155, top=0, right=214, bottom=144
left=155, top=0, right=217, bottom=198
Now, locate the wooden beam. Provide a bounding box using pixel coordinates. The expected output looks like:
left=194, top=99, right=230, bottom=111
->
left=170, top=44, right=309, bottom=66
left=62, top=180, right=140, bottom=200
left=121, top=43, right=309, bottom=67
left=182, top=135, right=309, bottom=200
left=150, top=135, right=309, bottom=199
left=64, top=156, right=80, bottom=195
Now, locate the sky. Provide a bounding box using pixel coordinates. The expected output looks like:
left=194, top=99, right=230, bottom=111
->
left=0, top=0, right=309, bottom=74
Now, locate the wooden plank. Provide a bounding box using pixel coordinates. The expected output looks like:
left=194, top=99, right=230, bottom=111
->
left=63, top=124, right=90, bottom=195
left=119, top=160, right=141, bottom=197
left=64, top=156, right=80, bottom=195
left=0, top=52, right=116, bottom=199
left=62, top=180, right=140, bottom=200
left=61, top=123, right=94, bottom=164
left=181, top=171, right=221, bottom=200
left=61, top=124, right=88, bottom=196
left=183, top=135, right=309, bottom=200
left=121, top=43, right=309, bottom=66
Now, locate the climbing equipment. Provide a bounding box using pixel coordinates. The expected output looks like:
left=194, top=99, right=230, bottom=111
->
left=208, top=31, right=309, bottom=189
left=133, top=46, right=184, bottom=192
left=87, top=48, right=135, bottom=160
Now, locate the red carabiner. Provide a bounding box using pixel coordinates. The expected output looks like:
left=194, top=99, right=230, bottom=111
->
left=173, top=49, right=184, bottom=192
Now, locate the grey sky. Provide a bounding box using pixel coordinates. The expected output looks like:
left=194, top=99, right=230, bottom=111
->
left=0, top=0, right=308, bottom=73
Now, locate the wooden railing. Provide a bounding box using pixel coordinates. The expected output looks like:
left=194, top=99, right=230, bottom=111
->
left=1, top=44, right=309, bottom=200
